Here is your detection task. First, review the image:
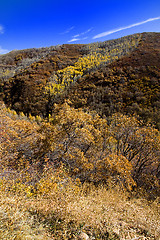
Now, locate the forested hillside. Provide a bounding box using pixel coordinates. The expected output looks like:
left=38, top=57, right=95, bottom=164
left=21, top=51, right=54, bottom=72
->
left=0, top=32, right=160, bottom=239
left=0, top=44, right=86, bottom=115
left=1, top=33, right=160, bottom=129
left=64, top=32, right=160, bottom=128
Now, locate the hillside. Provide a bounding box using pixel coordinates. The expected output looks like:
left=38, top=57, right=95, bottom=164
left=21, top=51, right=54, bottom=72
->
left=0, top=32, right=160, bottom=239
left=0, top=44, right=86, bottom=115
left=1, top=32, right=160, bottom=130
left=0, top=33, right=141, bottom=114
left=0, top=101, right=160, bottom=239
left=52, top=32, right=160, bottom=129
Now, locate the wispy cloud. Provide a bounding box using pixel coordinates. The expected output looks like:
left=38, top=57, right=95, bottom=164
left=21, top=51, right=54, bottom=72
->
left=68, top=27, right=93, bottom=43
left=68, top=36, right=88, bottom=43
left=0, top=46, right=9, bottom=54
left=0, top=25, right=4, bottom=34
left=93, top=16, right=160, bottom=39
left=73, top=27, right=93, bottom=38
left=68, top=38, right=80, bottom=43
left=60, top=26, right=75, bottom=35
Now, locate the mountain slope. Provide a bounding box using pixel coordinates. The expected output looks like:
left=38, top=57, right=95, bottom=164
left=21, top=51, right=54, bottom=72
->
left=0, top=33, right=160, bottom=239
left=0, top=44, right=86, bottom=115
left=54, top=32, right=160, bottom=128
left=0, top=32, right=160, bottom=128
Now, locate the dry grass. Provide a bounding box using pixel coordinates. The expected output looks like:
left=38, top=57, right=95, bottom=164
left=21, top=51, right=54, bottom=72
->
left=0, top=193, right=51, bottom=240
left=0, top=167, right=159, bottom=240
left=64, top=187, right=160, bottom=239
left=26, top=186, right=160, bottom=240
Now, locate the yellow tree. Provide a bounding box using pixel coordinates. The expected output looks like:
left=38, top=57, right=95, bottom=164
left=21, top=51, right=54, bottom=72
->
left=109, top=113, right=160, bottom=191
left=0, top=102, right=39, bottom=169
left=36, top=102, right=135, bottom=189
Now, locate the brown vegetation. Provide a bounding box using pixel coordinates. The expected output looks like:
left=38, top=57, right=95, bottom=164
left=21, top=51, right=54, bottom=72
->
left=0, top=33, right=160, bottom=239
left=0, top=44, right=85, bottom=114
left=55, top=33, right=160, bottom=129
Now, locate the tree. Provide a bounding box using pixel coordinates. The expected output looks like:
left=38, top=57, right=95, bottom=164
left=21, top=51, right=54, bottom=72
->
left=109, top=113, right=160, bottom=191
left=35, top=102, right=135, bottom=189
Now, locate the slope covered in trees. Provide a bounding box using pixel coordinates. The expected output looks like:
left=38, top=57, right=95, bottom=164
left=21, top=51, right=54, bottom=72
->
left=1, top=33, right=159, bottom=130
left=51, top=33, right=160, bottom=129
left=0, top=44, right=86, bottom=114
left=0, top=101, right=160, bottom=239
left=0, top=32, right=159, bottom=187
left=0, top=100, right=159, bottom=195
left=0, top=33, right=141, bottom=115
left=0, top=32, right=160, bottom=239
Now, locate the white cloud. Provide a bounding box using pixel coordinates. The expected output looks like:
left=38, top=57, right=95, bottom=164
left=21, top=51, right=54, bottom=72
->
left=0, top=46, right=9, bottom=54
left=73, top=27, right=93, bottom=38
left=93, top=16, right=160, bottom=39
left=68, top=36, right=88, bottom=43
left=68, top=38, right=80, bottom=43
left=60, top=26, right=75, bottom=35
left=0, top=25, right=4, bottom=34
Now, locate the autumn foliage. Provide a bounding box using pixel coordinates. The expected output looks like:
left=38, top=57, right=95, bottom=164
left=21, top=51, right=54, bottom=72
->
left=1, top=101, right=159, bottom=195
left=0, top=32, right=160, bottom=239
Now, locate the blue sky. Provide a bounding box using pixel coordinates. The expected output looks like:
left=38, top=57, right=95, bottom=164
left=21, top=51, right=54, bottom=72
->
left=0, top=0, right=160, bottom=53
